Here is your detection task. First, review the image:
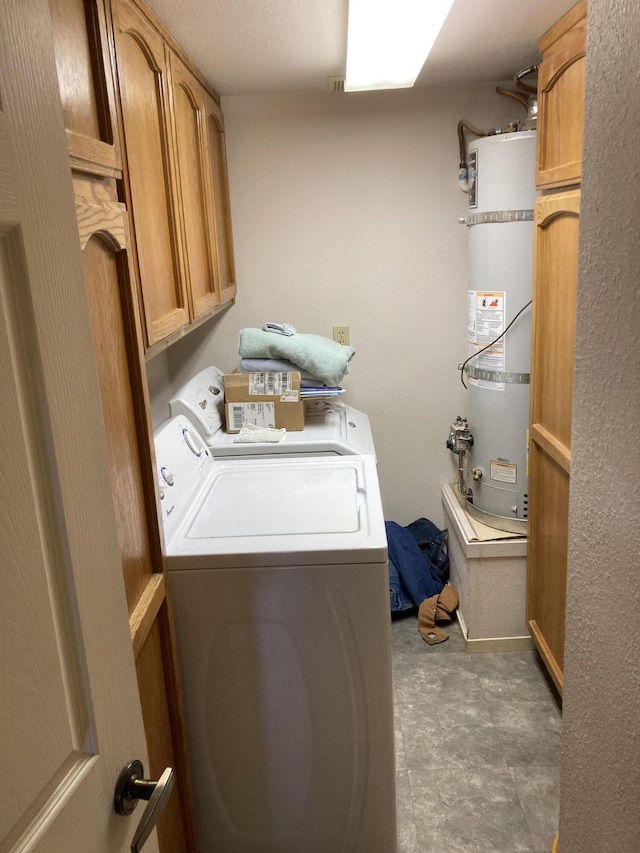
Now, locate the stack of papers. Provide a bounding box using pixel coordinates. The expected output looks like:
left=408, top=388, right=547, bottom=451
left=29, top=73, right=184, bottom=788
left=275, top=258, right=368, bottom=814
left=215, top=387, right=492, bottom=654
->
left=299, top=386, right=345, bottom=398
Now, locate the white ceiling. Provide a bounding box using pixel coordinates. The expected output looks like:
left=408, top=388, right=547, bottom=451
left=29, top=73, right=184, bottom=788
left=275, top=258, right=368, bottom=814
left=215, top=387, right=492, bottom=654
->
left=145, top=0, right=578, bottom=97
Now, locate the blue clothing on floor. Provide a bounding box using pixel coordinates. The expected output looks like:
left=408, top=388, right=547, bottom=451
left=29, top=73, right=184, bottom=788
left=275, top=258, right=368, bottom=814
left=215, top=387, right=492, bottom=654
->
left=406, top=517, right=449, bottom=584
left=386, top=520, right=444, bottom=612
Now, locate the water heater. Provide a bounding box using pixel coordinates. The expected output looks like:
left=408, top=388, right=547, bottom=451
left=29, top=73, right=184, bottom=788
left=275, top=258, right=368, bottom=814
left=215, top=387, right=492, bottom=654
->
left=459, top=129, right=536, bottom=534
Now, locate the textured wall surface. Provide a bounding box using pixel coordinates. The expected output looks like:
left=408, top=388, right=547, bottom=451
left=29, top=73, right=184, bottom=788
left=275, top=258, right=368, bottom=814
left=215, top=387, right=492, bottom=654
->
left=560, top=1, right=640, bottom=849
left=152, top=84, right=517, bottom=527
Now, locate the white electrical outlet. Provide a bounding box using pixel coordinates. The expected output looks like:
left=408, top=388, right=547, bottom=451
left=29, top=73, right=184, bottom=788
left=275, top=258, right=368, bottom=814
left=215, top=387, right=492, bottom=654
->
left=333, top=325, right=350, bottom=346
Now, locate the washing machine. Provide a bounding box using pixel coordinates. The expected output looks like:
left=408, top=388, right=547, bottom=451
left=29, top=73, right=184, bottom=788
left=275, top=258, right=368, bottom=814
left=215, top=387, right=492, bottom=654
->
left=154, top=415, right=397, bottom=853
left=169, top=365, right=376, bottom=458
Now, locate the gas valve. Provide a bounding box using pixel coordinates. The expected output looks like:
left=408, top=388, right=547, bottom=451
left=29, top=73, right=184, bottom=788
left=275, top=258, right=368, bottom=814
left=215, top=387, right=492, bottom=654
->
left=446, top=416, right=474, bottom=455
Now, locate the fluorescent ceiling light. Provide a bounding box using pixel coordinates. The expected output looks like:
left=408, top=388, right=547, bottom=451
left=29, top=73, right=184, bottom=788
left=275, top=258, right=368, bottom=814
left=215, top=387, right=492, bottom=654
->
left=345, top=0, right=455, bottom=92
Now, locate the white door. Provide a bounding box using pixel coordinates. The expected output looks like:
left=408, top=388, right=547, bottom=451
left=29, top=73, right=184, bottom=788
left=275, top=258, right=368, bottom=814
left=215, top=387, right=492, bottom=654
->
left=0, top=2, right=160, bottom=851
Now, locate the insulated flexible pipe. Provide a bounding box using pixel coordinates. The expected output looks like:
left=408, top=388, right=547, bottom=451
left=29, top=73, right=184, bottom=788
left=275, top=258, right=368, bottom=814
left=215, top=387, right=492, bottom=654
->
left=513, top=64, right=539, bottom=94
left=495, top=87, right=530, bottom=110
left=457, top=120, right=488, bottom=192
left=457, top=65, right=538, bottom=193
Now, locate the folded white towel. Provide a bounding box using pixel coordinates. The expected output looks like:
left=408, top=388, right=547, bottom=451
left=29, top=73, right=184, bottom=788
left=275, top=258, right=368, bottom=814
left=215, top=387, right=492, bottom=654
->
left=262, top=322, right=296, bottom=336
left=233, top=422, right=286, bottom=443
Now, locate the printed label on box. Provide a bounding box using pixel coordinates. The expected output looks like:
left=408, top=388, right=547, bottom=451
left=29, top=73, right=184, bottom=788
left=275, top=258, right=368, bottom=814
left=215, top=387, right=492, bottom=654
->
left=490, top=460, right=517, bottom=484
left=280, top=389, right=299, bottom=402
left=248, top=372, right=293, bottom=396
left=228, top=402, right=276, bottom=431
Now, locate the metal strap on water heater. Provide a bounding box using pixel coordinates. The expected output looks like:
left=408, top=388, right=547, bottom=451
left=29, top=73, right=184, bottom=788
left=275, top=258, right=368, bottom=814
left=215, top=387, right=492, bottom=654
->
left=459, top=209, right=533, bottom=227
left=465, top=365, right=530, bottom=384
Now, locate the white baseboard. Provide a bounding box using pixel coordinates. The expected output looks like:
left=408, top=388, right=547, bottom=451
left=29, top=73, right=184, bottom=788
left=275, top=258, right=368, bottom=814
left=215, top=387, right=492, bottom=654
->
left=465, top=635, right=534, bottom=653
left=458, top=609, right=534, bottom=653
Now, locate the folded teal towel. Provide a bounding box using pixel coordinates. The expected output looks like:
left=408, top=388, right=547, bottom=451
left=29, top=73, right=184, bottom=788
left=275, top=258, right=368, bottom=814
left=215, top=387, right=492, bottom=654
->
left=238, top=329, right=355, bottom=386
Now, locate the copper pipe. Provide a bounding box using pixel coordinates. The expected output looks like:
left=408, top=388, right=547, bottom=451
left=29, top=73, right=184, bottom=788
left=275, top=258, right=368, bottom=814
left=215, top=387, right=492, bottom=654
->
left=457, top=119, right=488, bottom=164
left=495, top=86, right=530, bottom=110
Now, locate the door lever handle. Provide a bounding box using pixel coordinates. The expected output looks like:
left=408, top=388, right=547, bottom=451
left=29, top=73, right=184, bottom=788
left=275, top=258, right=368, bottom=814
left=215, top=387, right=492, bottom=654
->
left=114, top=759, right=175, bottom=852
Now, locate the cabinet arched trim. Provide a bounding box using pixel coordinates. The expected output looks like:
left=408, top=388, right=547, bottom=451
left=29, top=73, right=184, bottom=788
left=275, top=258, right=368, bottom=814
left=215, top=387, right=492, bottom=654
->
left=76, top=199, right=128, bottom=251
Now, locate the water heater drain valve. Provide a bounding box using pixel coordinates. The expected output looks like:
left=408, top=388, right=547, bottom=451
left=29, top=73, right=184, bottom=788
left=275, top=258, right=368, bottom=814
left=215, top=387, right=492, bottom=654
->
left=446, top=416, right=474, bottom=455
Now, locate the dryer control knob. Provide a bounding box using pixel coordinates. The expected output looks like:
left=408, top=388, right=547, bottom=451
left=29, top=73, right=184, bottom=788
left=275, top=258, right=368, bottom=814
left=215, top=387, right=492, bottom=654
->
left=160, top=466, right=175, bottom=486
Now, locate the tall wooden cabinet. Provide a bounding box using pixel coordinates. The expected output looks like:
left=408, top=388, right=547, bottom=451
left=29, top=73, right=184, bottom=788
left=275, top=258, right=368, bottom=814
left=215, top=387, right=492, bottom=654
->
left=78, top=204, right=197, bottom=853
left=49, top=0, right=121, bottom=175
left=47, top=0, right=238, bottom=848
left=527, top=0, right=587, bottom=695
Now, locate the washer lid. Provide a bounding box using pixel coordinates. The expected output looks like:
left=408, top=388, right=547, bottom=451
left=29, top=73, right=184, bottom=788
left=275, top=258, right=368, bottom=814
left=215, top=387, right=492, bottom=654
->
left=169, top=365, right=376, bottom=457
left=162, top=457, right=386, bottom=569
left=189, top=464, right=359, bottom=538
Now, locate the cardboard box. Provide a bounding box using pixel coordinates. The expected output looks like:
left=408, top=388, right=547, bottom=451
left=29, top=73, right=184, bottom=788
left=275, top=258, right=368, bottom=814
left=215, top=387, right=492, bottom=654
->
left=224, top=372, right=304, bottom=432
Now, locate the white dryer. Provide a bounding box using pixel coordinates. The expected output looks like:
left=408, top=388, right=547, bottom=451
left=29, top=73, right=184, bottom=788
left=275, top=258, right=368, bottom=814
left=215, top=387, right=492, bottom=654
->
left=154, top=416, right=396, bottom=853
left=169, top=365, right=376, bottom=458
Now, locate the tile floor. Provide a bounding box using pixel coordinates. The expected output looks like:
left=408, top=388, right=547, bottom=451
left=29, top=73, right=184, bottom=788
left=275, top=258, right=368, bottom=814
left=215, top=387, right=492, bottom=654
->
left=391, top=612, right=562, bottom=853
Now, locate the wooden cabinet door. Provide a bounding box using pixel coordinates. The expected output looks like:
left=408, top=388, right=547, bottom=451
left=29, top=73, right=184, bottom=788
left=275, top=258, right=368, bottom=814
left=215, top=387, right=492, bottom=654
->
left=113, top=0, right=189, bottom=347
left=204, top=92, right=237, bottom=306
left=77, top=199, right=197, bottom=852
left=168, top=51, right=219, bottom=320
left=527, top=189, right=581, bottom=694
left=536, top=0, right=587, bottom=189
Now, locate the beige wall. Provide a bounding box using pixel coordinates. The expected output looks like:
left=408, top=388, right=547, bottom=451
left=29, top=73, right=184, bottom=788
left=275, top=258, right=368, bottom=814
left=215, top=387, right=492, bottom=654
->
left=561, top=1, right=640, bottom=849
left=154, top=84, right=517, bottom=526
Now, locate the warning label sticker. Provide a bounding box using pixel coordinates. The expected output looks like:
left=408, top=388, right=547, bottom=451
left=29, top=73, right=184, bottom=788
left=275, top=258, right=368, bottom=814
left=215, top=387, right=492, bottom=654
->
left=467, top=291, right=506, bottom=391
left=490, top=460, right=517, bottom=484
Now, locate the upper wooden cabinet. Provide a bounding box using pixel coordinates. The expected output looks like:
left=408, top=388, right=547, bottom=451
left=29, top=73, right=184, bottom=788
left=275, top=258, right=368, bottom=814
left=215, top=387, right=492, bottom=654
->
left=112, top=0, right=236, bottom=351
left=204, top=92, right=237, bottom=307
left=535, top=0, right=587, bottom=189
left=112, top=0, right=190, bottom=347
left=168, top=52, right=236, bottom=320
left=168, top=52, right=217, bottom=321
